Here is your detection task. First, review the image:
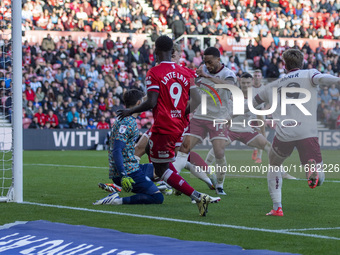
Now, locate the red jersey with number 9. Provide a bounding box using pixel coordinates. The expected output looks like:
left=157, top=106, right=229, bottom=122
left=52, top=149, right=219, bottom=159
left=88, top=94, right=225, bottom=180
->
left=146, top=61, right=196, bottom=135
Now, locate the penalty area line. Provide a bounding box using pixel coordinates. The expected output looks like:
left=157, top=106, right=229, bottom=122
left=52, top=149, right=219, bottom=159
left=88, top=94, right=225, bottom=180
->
left=21, top=201, right=340, bottom=241
left=279, top=227, right=340, bottom=232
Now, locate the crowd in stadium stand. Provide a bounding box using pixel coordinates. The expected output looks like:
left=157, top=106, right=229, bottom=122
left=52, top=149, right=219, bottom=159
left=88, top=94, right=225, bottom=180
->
left=0, top=0, right=339, bottom=129
left=0, top=0, right=340, bottom=38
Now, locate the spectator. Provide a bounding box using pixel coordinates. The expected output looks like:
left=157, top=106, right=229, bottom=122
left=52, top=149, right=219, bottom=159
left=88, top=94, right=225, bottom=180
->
left=86, top=118, right=96, bottom=129
left=329, top=84, right=340, bottom=101
left=192, top=51, right=203, bottom=68
left=41, top=34, right=55, bottom=51
left=260, top=52, right=271, bottom=77
left=96, top=116, right=110, bottom=129
left=69, top=116, right=83, bottom=129
left=111, top=98, right=124, bottom=118
left=28, top=116, right=42, bottom=129
left=103, top=33, right=114, bottom=52
left=67, top=106, right=80, bottom=124
left=320, top=87, right=333, bottom=105
left=25, top=83, right=35, bottom=102
left=46, top=109, right=59, bottom=129
left=56, top=107, right=68, bottom=129
left=30, top=76, right=42, bottom=93
left=267, top=58, right=280, bottom=78
left=78, top=112, right=88, bottom=128
left=329, top=105, right=340, bottom=129
left=246, top=40, right=255, bottom=59
left=34, top=106, right=47, bottom=127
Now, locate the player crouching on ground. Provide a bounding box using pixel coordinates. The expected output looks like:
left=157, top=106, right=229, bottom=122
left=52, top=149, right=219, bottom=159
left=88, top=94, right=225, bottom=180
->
left=93, top=89, right=164, bottom=205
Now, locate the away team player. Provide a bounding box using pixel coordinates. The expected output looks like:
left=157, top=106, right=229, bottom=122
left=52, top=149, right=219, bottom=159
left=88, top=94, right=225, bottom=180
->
left=173, top=47, right=236, bottom=196
left=204, top=73, right=296, bottom=179
left=253, top=49, right=340, bottom=216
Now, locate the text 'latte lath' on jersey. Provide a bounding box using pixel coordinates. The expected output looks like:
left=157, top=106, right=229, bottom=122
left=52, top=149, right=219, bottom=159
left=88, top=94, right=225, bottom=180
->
left=145, top=61, right=196, bottom=135
left=108, top=116, right=139, bottom=179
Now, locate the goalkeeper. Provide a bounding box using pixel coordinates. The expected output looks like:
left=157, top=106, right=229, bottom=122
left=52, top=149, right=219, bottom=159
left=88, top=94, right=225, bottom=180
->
left=93, top=89, right=164, bottom=205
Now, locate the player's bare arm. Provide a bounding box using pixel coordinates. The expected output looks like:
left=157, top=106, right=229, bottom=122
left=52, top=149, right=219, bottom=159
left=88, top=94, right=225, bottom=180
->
left=185, top=87, right=201, bottom=115
left=117, top=91, right=158, bottom=120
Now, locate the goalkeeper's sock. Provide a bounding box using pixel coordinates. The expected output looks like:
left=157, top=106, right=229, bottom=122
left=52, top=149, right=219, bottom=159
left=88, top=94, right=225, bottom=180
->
left=162, top=168, right=195, bottom=197
left=267, top=165, right=282, bottom=210
left=205, top=148, right=215, bottom=165
left=123, top=193, right=163, bottom=204
left=185, top=161, right=213, bottom=187
left=172, top=151, right=189, bottom=174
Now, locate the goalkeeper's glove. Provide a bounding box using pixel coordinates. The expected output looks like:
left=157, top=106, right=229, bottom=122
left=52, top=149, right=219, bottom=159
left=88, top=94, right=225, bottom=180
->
left=121, top=176, right=135, bottom=192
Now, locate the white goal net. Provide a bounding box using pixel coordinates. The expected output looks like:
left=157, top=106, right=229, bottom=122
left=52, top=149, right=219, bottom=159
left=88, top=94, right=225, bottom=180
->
left=0, top=32, right=13, bottom=202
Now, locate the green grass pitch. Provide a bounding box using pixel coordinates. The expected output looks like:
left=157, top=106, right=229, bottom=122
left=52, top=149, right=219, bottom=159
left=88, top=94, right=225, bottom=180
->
left=0, top=149, right=339, bottom=255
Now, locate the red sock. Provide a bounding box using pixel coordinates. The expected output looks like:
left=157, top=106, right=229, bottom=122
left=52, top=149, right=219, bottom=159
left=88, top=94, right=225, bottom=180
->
left=189, top=151, right=208, bottom=168
left=162, top=169, right=194, bottom=197
left=169, top=162, right=178, bottom=173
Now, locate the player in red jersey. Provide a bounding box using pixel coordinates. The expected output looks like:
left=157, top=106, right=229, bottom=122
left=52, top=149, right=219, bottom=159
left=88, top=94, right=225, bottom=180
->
left=118, top=36, right=218, bottom=216
left=134, top=43, right=216, bottom=191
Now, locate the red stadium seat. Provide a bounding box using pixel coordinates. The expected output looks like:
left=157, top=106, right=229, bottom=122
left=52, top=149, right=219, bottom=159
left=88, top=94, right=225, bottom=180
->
left=53, top=63, right=61, bottom=70
left=140, top=118, right=149, bottom=127
left=148, top=117, right=154, bottom=125
left=145, top=111, right=153, bottom=117
left=22, top=118, right=32, bottom=129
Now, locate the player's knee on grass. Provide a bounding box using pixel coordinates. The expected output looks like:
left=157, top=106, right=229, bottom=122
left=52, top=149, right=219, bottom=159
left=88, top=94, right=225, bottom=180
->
left=152, top=192, right=164, bottom=204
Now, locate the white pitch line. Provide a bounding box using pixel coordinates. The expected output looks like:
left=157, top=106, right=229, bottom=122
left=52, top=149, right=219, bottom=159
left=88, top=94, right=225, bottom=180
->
left=24, top=163, right=107, bottom=169
left=24, top=163, right=340, bottom=183
left=279, top=227, right=340, bottom=232
left=21, top=201, right=340, bottom=241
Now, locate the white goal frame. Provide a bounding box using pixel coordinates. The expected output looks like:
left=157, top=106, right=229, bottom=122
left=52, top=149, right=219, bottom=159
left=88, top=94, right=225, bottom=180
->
left=1, top=0, right=23, bottom=202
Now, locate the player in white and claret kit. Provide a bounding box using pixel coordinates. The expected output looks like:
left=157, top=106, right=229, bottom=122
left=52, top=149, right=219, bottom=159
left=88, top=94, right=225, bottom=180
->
left=205, top=73, right=296, bottom=180
left=253, top=49, right=340, bottom=216
left=173, top=47, right=237, bottom=195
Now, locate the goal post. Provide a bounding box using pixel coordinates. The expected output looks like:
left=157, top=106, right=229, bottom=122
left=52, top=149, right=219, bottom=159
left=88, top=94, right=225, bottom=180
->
left=12, top=0, right=23, bottom=202
left=0, top=0, right=22, bottom=202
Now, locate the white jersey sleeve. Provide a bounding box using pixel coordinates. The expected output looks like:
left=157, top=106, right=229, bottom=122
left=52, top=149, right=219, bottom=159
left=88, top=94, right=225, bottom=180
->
left=311, top=70, right=340, bottom=86
left=255, top=69, right=322, bottom=142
